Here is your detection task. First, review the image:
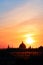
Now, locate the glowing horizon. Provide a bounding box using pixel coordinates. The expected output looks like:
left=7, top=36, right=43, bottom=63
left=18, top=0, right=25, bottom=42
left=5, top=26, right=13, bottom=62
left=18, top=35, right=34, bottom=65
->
left=0, top=0, right=43, bottom=48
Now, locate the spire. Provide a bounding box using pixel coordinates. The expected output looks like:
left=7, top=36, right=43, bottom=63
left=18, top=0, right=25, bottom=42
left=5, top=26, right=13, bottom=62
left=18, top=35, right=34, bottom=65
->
left=8, top=45, right=10, bottom=48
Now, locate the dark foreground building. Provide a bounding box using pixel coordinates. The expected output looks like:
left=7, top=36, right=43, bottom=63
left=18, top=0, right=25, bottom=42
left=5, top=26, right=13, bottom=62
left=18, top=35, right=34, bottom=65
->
left=0, top=44, right=43, bottom=65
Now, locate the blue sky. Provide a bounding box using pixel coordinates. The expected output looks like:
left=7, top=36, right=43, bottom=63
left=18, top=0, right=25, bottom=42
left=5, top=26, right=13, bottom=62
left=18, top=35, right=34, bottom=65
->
left=0, top=0, right=43, bottom=14
left=0, top=0, right=29, bottom=14
left=0, top=0, right=43, bottom=27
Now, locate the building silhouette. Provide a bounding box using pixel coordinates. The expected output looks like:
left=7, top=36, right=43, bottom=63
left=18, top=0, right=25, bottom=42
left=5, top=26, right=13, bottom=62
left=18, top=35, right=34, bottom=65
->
left=8, top=45, right=10, bottom=49
left=19, top=41, right=26, bottom=49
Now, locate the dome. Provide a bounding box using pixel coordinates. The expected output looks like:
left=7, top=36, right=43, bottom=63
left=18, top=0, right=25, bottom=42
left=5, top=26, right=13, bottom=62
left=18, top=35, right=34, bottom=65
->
left=19, top=42, right=26, bottom=49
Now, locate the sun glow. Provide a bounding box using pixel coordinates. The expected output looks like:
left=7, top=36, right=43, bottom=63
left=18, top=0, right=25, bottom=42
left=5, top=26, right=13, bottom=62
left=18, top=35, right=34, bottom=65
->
left=26, top=37, right=35, bottom=44
left=25, top=34, right=35, bottom=45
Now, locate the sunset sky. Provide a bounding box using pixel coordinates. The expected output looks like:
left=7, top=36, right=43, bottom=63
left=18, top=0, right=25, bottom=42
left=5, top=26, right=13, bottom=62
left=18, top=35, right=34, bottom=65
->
left=0, top=0, right=43, bottom=48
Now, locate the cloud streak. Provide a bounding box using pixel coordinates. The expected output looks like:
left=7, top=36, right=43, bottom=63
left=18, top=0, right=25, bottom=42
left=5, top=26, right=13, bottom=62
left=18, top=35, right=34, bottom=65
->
left=0, top=0, right=43, bottom=28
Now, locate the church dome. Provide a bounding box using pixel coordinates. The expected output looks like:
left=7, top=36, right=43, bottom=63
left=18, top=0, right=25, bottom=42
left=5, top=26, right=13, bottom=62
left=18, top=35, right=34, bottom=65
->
left=19, top=42, right=26, bottom=49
